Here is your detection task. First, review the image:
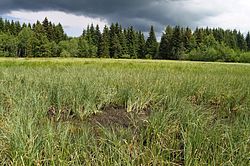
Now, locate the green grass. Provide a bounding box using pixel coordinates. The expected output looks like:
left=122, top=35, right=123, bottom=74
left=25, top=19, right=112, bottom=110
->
left=0, top=58, right=249, bottom=165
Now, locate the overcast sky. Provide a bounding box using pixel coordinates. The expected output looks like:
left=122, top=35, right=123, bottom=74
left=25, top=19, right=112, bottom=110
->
left=1, top=0, right=250, bottom=36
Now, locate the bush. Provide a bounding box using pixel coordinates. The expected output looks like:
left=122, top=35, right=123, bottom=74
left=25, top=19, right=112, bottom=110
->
left=120, top=54, right=131, bottom=59
left=60, top=50, right=72, bottom=57
left=187, top=48, right=203, bottom=61
left=216, top=43, right=237, bottom=62
left=145, top=54, right=152, bottom=59
left=186, top=37, right=238, bottom=62
left=238, top=52, right=250, bottom=63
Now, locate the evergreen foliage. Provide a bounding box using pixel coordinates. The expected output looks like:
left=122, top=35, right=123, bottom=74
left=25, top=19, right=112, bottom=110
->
left=145, top=26, right=158, bottom=58
left=0, top=17, right=250, bottom=63
left=159, top=26, right=173, bottom=59
left=100, top=25, right=110, bottom=58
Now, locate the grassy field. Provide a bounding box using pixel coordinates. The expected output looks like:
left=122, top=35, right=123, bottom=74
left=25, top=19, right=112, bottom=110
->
left=0, top=58, right=249, bottom=165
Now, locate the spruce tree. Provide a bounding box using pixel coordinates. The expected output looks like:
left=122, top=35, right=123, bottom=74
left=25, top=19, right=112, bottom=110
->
left=85, top=25, right=93, bottom=45
left=95, top=25, right=102, bottom=57
left=145, top=26, right=158, bottom=59
left=172, top=26, right=184, bottom=59
left=54, top=23, right=66, bottom=43
left=212, top=28, right=225, bottom=43
left=111, top=34, right=122, bottom=58
left=33, top=21, right=45, bottom=34
left=10, top=20, right=15, bottom=35
left=137, top=31, right=146, bottom=59
left=27, top=23, right=32, bottom=29
left=114, top=23, right=120, bottom=35
left=119, top=28, right=128, bottom=56
left=109, top=23, right=116, bottom=58
left=22, top=23, right=27, bottom=29
left=159, top=26, right=173, bottom=59
left=15, top=21, right=22, bottom=35
left=0, top=18, right=4, bottom=32
left=226, top=29, right=238, bottom=50
left=47, top=22, right=54, bottom=41
left=33, top=22, right=50, bottom=57
left=100, top=25, right=110, bottom=58
left=42, top=17, right=49, bottom=37
left=246, top=32, right=250, bottom=51
left=183, top=27, right=194, bottom=52
left=237, top=31, right=247, bottom=51
left=194, top=28, right=204, bottom=46
left=126, top=26, right=138, bottom=58
left=90, top=24, right=95, bottom=38
left=4, top=20, right=11, bottom=33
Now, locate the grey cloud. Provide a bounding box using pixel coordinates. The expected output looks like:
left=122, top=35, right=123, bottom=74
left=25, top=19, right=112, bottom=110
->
left=0, top=0, right=221, bottom=32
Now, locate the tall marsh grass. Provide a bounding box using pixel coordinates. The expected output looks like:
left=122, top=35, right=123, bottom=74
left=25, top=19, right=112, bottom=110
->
left=0, top=58, right=249, bottom=165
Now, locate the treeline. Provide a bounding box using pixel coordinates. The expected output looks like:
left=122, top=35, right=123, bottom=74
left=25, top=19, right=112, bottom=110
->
left=159, top=26, right=250, bottom=62
left=0, top=17, right=250, bottom=62
left=0, top=17, right=67, bottom=57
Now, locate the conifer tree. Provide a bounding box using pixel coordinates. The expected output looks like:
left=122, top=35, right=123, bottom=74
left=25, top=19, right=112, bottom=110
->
left=212, top=28, right=225, bottom=43
left=114, top=23, right=120, bottom=35
left=22, top=23, right=27, bottom=29
left=95, top=25, right=102, bottom=57
left=100, top=25, right=110, bottom=58
left=194, top=28, right=204, bottom=46
left=15, top=21, right=22, bottom=35
left=84, top=25, right=93, bottom=45
left=145, top=26, right=158, bottom=59
left=33, top=21, right=50, bottom=57
left=171, top=26, right=184, bottom=59
left=27, top=23, right=32, bottom=29
left=223, top=29, right=238, bottom=50
left=78, top=36, right=94, bottom=57
left=10, top=20, right=15, bottom=35
left=90, top=24, right=95, bottom=37
left=182, top=27, right=192, bottom=52
left=159, top=26, right=173, bottom=59
left=109, top=23, right=116, bottom=58
left=54, top=23, right=66, bottom=43
left=0, top=18, right=4, bottom=32
left=119, top=28, right=128, bottom=56
left=42, top=17, right=50, bottom=37
left=4, top=20, right=11, bottom=33
left=126, top=26, right=138, bottom=58
left=237, top=31, right=247, bottom=51
left=137, top=31, right=146, bottom=59
left=111, top=34, right=122, bottom=58
left=246, top=32, right=250, bottom=51
left=47, top=21, right=54, bottom=41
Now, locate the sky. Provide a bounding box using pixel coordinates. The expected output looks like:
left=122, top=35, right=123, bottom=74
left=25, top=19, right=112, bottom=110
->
left=0, top=0, right=250, bottom=37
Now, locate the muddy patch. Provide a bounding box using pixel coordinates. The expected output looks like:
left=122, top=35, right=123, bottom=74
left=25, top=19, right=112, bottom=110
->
left=89, top=104, right=151, bottom=129
left=47, top=104, right=151, bottom=128
left=89, top=105, right=132, bottom=128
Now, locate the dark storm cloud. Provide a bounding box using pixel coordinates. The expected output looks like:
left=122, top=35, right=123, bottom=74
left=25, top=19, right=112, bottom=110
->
left=0, top=0, right=220, bottom=32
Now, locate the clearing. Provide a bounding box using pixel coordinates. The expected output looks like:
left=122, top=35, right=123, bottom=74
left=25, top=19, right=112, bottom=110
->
left=0, top=58, right=249, bottom=165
